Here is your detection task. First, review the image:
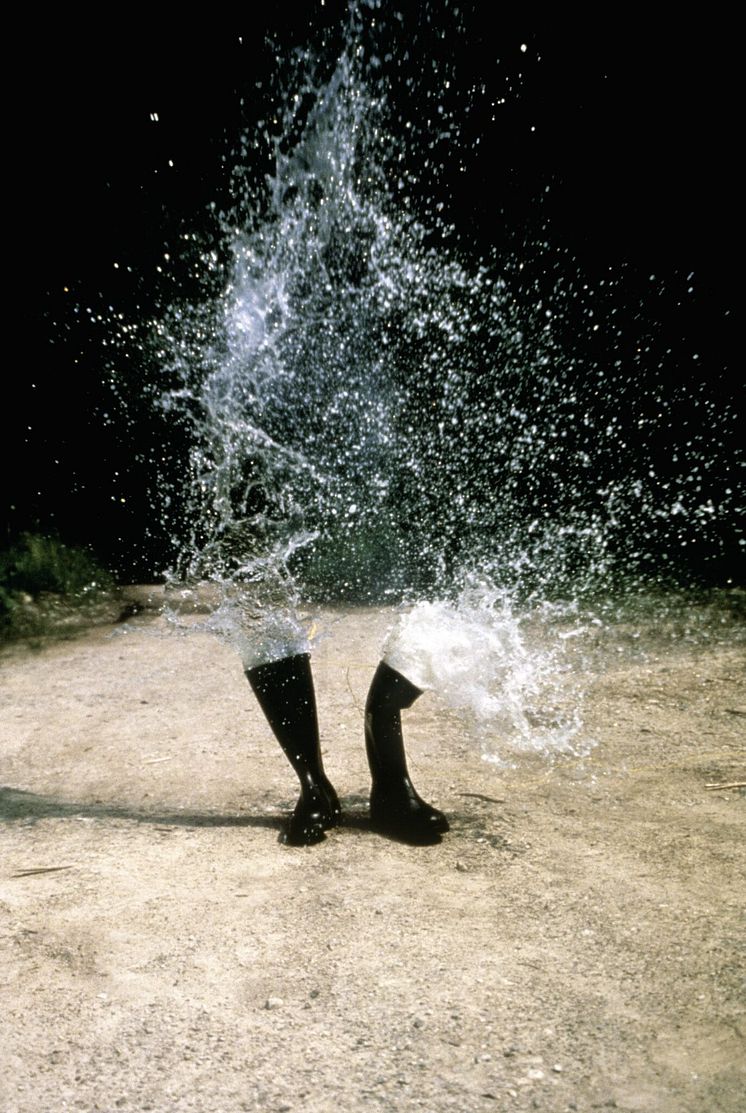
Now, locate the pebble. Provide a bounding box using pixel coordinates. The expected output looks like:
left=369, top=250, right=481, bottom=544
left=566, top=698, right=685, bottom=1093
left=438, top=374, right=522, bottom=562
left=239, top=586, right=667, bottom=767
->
left=265, top=997, right=284, bottom=1010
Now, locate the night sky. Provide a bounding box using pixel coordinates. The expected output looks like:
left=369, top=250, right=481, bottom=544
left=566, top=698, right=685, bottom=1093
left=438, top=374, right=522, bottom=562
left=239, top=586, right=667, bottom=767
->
left=8, top=9, right=740, bottom=583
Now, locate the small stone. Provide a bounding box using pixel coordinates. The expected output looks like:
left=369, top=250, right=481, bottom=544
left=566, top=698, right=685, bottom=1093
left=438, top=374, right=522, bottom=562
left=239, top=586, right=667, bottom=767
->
left=265, top=996, right=284, bottom=1010
left=552, top=1063, right=563, bottom=1073
left=456, top=860, right=468, bottom=872
left=526, top=1068, right=545, bottom=1081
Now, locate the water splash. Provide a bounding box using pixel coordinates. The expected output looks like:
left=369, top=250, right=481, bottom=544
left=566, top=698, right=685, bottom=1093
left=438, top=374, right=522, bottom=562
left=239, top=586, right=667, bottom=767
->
left=383, top=580, right=587, bottom=759
left=116, top=5, right=742, bottom=758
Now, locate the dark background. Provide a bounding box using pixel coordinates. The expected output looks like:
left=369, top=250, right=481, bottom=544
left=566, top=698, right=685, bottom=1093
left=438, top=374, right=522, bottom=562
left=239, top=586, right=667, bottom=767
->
left=7, top=7, right=740, bottom=583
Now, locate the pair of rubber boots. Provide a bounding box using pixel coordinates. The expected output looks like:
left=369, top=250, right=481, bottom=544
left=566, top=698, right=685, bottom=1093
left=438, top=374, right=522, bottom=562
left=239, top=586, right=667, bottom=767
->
left=246, top=654, right=449, bottom=846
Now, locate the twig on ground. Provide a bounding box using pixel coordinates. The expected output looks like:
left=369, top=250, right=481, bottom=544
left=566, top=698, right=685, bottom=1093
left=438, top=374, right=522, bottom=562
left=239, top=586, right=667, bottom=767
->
left=346, top=667, right=364, bottom=714
left=705, top=781, right=746, bottom=791
left=457, top=792, right=506, bottom=805
left=11, top=866, right=76, bottom=878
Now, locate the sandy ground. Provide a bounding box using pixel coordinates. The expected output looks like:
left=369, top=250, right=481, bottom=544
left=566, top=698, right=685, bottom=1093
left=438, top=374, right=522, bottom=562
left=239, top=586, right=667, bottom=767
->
left=1, top=591, right=744, bottom=1113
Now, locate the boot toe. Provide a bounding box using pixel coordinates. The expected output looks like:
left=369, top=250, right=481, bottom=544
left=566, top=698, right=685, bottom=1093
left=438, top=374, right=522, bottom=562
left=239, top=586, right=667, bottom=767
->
left=285, top=810, right=327, bottom=846
left=370, top=792, right=449, bottom=844
left=285, top=786, right=341, bottom=845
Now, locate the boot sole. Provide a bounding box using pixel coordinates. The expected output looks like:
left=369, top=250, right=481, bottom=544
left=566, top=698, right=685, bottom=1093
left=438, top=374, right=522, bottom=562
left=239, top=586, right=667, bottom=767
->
left=370, top=811, right=448, bottom=845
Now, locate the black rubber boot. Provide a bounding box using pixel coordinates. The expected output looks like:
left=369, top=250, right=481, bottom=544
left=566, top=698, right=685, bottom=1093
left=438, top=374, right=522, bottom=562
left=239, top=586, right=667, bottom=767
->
left=365, top=661, right=449, bottom=845
left=245, top=654, right=340, bottom=846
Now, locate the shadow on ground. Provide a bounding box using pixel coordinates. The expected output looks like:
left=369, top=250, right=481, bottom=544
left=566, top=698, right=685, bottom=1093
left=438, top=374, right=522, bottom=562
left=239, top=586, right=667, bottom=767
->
left=0, top=786, right=514, bottom=850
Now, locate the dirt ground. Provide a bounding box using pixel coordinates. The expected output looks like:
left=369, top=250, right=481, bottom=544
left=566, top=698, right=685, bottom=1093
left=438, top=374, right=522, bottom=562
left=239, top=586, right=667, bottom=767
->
left=1, top=590, right=744, bottom=1113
